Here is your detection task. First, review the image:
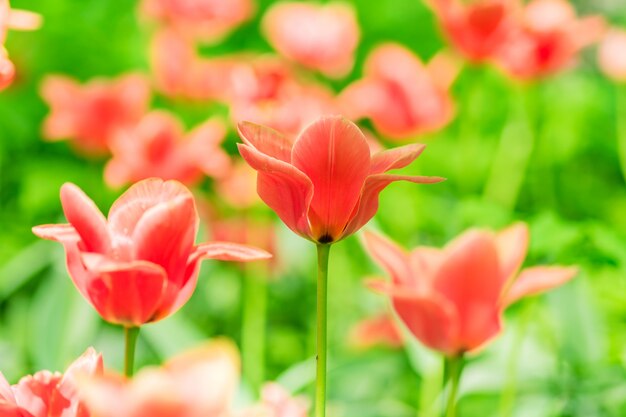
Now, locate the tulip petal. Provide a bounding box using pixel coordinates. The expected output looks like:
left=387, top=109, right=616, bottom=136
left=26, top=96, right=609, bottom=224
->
left=32, top=224, right=80, bottom=242
left=409, top=247, right=444, bottom=285
left=189, top=241, right=272, bottom=263
left=81, top=254, right=168, bottom=326
left=0, top=372, right=17, bottom=406
left=433, top=230, right=503, bottom=352
left=60, top=183, right=110, bottom=253
left=291, top=116, right=371, bottom=241
left=362, top=231, right=412, bottom=286
left=369, top=143, right=426, bottom=174
left=57, top=347, right=103, bottom=401
left=237, top=121, right=292, bottom=163
left=502, top=266, right=578, bottom=307
left=343, top=174, right=445, bottom=239
left=238, top=143, right=313, bottom=239
left=495, top=222, right=529, bottom=284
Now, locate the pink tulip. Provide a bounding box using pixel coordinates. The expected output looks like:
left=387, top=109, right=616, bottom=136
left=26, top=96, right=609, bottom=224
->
left=0, top=348, right=102, bottom=417
left=79, top=341, right=239, bottom=417
left=104, top=111, right=231, bottom=187
left=428, top=0, right=519, bottom=63
left=241, top=383, right=308, bottom=417
left=237, top=115, right=443, bottom=244
left=140, top=0, right=255, bottom=43
left=40, top=74, right=150, bottom=156
left=364, top=223, right=578, bottom=356
left=262, top=1, right=360, bottom=77
left=32, top=178, right=271, bottom=327
left=339, top=44, right=459, bottom=140
left=495, top=0, right=605, bottom=80
left=349, top=313, right=403, bottom=349
left=598, top=28, right=626, bottom=83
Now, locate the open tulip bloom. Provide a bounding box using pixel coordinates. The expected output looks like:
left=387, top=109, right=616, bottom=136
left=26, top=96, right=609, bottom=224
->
left=364, top=223, right=578, bottom=416
left=237, top=115, right=443, bottom=417
left=32, top=178, right=271, bottom=376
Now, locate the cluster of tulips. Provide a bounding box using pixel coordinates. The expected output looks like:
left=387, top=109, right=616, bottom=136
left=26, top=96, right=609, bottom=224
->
left=2, top=0, right=626, bottom=416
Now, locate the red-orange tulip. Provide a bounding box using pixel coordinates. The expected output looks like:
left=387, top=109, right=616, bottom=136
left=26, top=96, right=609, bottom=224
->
left=0, top=348, right=102, bottom=417
left=365, top=224, right=578, bottom=356
left=32, top=178, right=271, bottom=327
left=104, top=111, right=230, bottom=187
left=40, top=74, right=150, bottom=156
left=237, top=116, right=444, bottom=244
left=0, top=0, right=40, bottom=90
left=349, top=314, right=403, bottom=349
left=262, top=1, right=360, bottom=78
left=598, top=28, right=626, bottom=83
left=339, top=44, right=459, bottom=140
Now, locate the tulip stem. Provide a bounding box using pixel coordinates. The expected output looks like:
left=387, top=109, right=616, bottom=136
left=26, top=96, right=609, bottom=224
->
left=616, top=85, right=626, bottom=183
left=242, top=263, right=268, bottom=392
left=444, top=355, right=464, bottom=417
left=315, top=243, right=331, bottom=417
left=124, top=326, right=140, bottom=377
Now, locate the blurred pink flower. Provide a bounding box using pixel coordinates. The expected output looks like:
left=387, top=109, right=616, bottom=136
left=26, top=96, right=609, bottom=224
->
left=140, top=0, right=255, bottom=43
left=215, top=160, right=261, bottom=209
left=0, top=348, right=102, bottom=417
left=364, top=224, right=578, bottom=356
left=104, top=111, right=230, bottom=188
left=79, top=341, right=240, bottom=417
left=349, top=313, right=403, bottom=349
left=340, top=43, right=459, bottom=140
left=598, top=28, right=626, bottom=83
left=237, top=115, right=443, bottom=244
left=262, top=1, right=360, bottom=77
left=428, top=0, right=519, bottom=63
left=242, top=383, right=308, bottom=417
left=32, top=179, right=271, bottom=327
left=40, top=74, right=150, bottom=156
left=0, top=0, right=41, bottom=90
left=495, top=0, right=605, bottom=80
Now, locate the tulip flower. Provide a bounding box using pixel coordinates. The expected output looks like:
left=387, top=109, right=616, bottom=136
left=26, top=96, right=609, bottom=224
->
left=32, top=178, right=271, bottom=376
left=140, top=0, right=255, bottom=43
left=79, top=341, right=239, bottom=417
left=238, top=115, right=442, bottom=417
left=349, top=313, right=403, bottom=349
left=364, top=223, right=577, bottom=416
left=40, top=74, right=150, bottom=156
left=261, top=1, right=360, bottom=77
left=339, top=44, right=459, bottom=140
left=242, top=383, right=308, bottom=417
left=495, top=0, right=605, bottom=80
left=104, top=111, right=231, bottom=187
left=598, top=28, right=626, bottom=83
left=0, top=348, right=103, bottom=417
left=428, top=0, right=519, bottom=63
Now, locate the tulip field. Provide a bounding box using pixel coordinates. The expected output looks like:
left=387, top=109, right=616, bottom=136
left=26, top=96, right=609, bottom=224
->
left=2, top=0, right=626, bottom=416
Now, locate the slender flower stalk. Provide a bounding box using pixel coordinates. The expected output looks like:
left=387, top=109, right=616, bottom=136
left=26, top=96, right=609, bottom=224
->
left=242, top=262, right=268, bottom=391
left=124, top=327, right=140, bottom=377
left=444, top=355, right=464, bottom=417
left=616, top=86, right=626, bottom=183
left=315, top=243, right=331, bottom=417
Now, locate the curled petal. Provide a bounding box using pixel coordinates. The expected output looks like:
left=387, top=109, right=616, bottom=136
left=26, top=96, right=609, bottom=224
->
left=495, top=222, right=529, bottom=285
left=57, top=347, right=103, bottom=408
left=502, top=266, right=578, bottom=307
left=60, top=183, right=110, bottom=253
left=370, top=143, right=426, bottom=174
left=362, top=231, right=411, bottom=286
left=32, top=224, right=80, bottom=243
left=189, top=241, right=272, bottom=264
left=237, top=121, right=293, bottom=163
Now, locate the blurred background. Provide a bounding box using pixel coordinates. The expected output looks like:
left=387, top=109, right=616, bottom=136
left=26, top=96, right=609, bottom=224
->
left=2, top=0, right=626, bottom=416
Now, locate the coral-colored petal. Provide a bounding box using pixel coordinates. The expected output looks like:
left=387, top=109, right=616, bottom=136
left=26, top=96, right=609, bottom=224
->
left=369, top=143, right=426, bottom=174
left=362, top=231, right=412, bottom=286
left=237, top=121, right=293, bottom=163
left=238, top=143, right=313, bottom=239
left=189, top=241, right=272, bottom=264
left=186, top=118, right=230, bottom=178
left=57, top=348, right=103, bottom=401
left=433, top=230, right=503, bottom=352
left=13, top=371, right=63, bottom=417
left=0, top=53, right=15, bottom=92
left=343, top=174, right=444, bottom=239
left=350, top=314, right=404, bottom=349
left=409, top=247, right=444, bottom=287
left=60, top=183, right=110, bottom=253
left=291, top=116, right=371, bottom=242
left=32, top=224, right=79, bottom=242
left=502, top=266, right=578, bottom=307
left=0, top=372, right=17, bottom=407
left=495, top=222, right=529, bottom=284
left=7, top=9, right=42, bottom=30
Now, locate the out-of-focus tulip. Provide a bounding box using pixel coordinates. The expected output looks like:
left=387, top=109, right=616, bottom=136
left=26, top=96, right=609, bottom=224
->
left=104, top=111, right=230, bottom=188
left=349, top=313, right=403, bottom=349
left=242, top=383, right=308, bottom=417
left=32, top=178, right=271, bottom=327
left=140, top=0, right=255, bottom=43
left=364, top=223, right=578, bottom=356
left=339, top=44, right=459, bottom=140
left=216, top=160, right=261, bottom=209
left=598, top=28, right=626, bottom=83
left=262, top=1, right=360, bottom=78
left=79, top=341, right=239, bottom=417
left=0, top=348, right=102, bottom=417
left=428, top=0, right=519, bottom=63
left=40, top=74, right=150, bottom=156
left=0, top=0, right=41, bottom=90
left=495, top=0, right=605, bottom=80
left=237, top=115, right=443, bottom=244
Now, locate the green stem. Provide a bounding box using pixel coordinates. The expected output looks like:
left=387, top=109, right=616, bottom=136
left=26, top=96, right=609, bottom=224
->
left=124, top=326, right=140, bottom=377
left=315, top=243, right=331, bottom=417
left=242, top=263, right=268, bottom=392
left=444, top=355, right=465, bottom=417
